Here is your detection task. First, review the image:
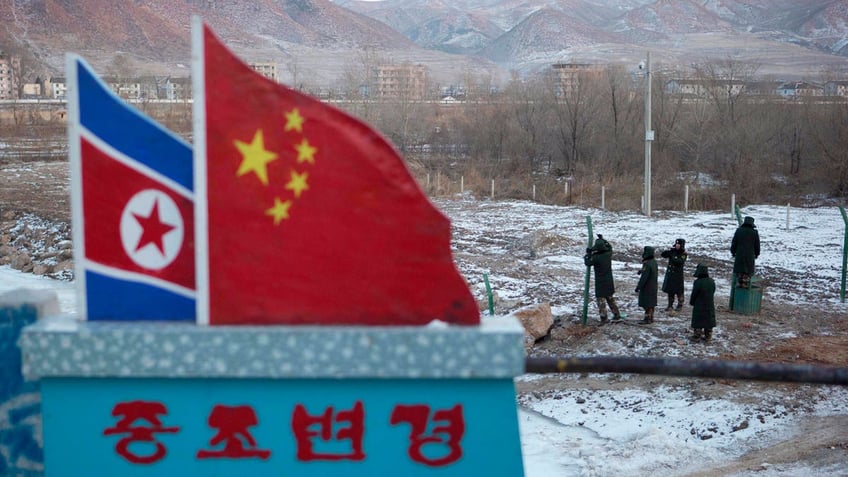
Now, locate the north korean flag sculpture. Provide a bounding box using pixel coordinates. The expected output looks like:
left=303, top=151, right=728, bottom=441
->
left=193, top=22, right=479, bottom=326
left=68, top=56, right=195, bottom=321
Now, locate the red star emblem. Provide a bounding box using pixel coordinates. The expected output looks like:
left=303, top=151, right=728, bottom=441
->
left=133, top=199, right=176, bottom=255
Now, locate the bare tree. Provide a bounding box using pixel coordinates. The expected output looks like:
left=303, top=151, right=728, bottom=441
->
left=807, top=101, right=848, bottom=197
left=547, top=68, right=603, bottom=177
left=594, top=65, right=642, bottom=177
left=693, top=56, right=759, bottom=125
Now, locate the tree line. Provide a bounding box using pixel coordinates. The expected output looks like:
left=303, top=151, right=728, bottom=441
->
left=336, top=59, right=848, bottom=210
left=3, top=56, right=846, bottom=211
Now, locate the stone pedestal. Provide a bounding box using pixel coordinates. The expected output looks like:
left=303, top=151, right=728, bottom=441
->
left=21, top=317, right=527, bottom=476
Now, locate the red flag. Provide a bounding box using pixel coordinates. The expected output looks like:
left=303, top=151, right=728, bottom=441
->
left=195, top=23, right=479, bottom=326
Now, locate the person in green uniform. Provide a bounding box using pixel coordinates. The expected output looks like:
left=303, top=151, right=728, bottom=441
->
left=690, top=263, right=716, bottom=343
left=636, top=246, right=658, bottom=324
left=584, top=234, right=622, bottom=326
left=660, top=238, right=688, bottom=312
left=731, top=216, right=760, bottom=288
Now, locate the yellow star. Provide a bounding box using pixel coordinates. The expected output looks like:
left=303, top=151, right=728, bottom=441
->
left=284, top=108, right=304, bottom=133
left=286, top=170, right=309, bottom=198
left=234, top=130, right=278, bottom=186
left=265, top=197, right=292, bottom=225
left=295, top=138, right=317, bottom=164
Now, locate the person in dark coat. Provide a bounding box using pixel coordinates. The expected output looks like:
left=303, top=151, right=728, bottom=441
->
left=731, top=216, right=760, bottom=288
left=660, top=238, right=688, bottom=312
left=689, top=263, right=716, bottom=343
left=584, top=234, right=622, bottom=325
left=635, top=246, right=658, bottom=324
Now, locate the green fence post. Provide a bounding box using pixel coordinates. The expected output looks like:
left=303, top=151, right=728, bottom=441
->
left=483, top=273, right=494, bottom=316
left=840, top=207, right=847, bottom=303
left=582, top=216, right=594, bottom=326
left=734, top=204, right=743, bottom=226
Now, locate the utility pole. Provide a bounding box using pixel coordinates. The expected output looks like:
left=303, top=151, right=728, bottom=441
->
left=644, top=51, right=653, bottom=217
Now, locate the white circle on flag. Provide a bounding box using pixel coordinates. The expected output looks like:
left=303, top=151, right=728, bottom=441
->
left=120, top=189, right=184, bottom=270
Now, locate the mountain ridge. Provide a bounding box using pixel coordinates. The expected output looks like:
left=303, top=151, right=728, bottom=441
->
left=1, top=0, right=847, bottom=88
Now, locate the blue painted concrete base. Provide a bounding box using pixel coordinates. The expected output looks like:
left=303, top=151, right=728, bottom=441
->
left=0, top=289, right=60, bottom=476
left=42, top=377, right=524, bottom=476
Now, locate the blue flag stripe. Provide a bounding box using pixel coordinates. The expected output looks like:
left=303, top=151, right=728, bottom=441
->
left=85, top=262, right=195, bottom=299
left=85, top=271, right=195, bottom=322
left=76, top=58, right=193, bottom=192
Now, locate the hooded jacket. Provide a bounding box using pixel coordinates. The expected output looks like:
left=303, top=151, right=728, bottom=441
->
left=731, top=216, right=760, bottom=276
left=690, top=264, right=716, bottom=328
left=636, top=246, right=658, bottom=308
left=584, top=238, right=615, bottom=298
left=660, top=238, right=687, bottom=295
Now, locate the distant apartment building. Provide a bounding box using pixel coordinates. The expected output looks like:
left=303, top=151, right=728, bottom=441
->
left=250, top=62, right=279, bottom=82
left=373, top=64, right=427, bottom=100
left=21, top=80, right=43, bottom=99
left=824, top=80, right=848, bottom=97
left=742, top=80, right=781, bottom=97
left=665, top=78, right=745, bottom=98
left=163, top=76, right=192, bottom=100
left=0, top=53, right=21, bottom=99
left=777, top=81, right=823, bottom=98
left=103, top=76, right=144, bottom=99
left=48, top=76, right=67, bottom=99
left=550, top=63, right=602, bottom=99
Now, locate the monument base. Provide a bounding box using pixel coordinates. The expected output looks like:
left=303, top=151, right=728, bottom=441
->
left=22, top=317, right=527, bottom=476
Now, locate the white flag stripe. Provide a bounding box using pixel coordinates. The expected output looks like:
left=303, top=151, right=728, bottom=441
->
left=85, top=260, right=196, bottom=299
left=79, top=127, right=194, bottom=201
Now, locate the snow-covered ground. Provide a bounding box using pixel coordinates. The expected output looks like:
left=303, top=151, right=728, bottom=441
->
left=2, top=201, right=847, bottom=476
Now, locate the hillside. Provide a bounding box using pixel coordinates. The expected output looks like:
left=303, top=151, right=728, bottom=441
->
left=0, top=0, right=496, bottom=86
left=343, top=0, right=848, bottom=77
left=480, top=8, right=619, bottom=63
left=1, top=0, right=847, bottom=88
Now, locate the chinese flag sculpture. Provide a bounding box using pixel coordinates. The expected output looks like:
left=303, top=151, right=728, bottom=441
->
left=193, top=21, right=479, bottom=326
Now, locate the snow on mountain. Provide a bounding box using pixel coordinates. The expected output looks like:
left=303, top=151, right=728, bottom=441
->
left=479, top=8, right=618, bottom=63
left=2, top=0, right=847, bottom=86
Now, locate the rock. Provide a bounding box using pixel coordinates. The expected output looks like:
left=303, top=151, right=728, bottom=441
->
left=10, top=252, right=32, bottom=270
left=511, top=302, right=554, bottom=342
left=549, top=326, right=571, bottom=341
left=36, top=251, right=58, bottom=261
left=732, top=420, right=749, bottom=432
left=53, top=260, right=73, bottom=272
left=32, top=263, right=53, bottom=275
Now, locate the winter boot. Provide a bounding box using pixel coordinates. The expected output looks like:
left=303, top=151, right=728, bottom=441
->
left=675, top=294, right=684, bottom=311
left=599, top=315, right=609, bottom=326
left=703, top=328, right=713, bottom=343
left=608, top=297, right=621, bottom=319
left=689, top=328, right=703, bottom=342
left=665, top=296, right=674, bottom=312
left=639, top=307, right=654, bottom=324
